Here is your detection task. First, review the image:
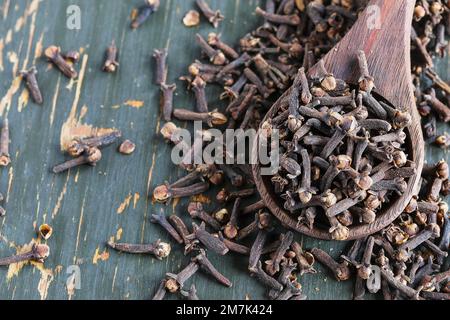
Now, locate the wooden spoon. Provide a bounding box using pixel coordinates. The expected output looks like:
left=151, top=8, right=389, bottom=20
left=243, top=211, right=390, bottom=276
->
left=252, top=0, right=424, bottom=240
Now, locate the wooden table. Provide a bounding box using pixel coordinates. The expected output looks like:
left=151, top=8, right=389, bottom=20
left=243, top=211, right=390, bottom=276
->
left=0, top=0, right=447, bottom=300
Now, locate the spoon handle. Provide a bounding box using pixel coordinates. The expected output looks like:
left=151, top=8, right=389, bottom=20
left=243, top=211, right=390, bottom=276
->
left=310, top=0, right=415, bottom=108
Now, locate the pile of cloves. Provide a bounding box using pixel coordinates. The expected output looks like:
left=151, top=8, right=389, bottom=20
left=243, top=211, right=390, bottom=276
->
left=263, top=51, right=414, bottom=240
left=314, top=159, right=449, bottom=300
left=410, top=0, right=450, bottom=148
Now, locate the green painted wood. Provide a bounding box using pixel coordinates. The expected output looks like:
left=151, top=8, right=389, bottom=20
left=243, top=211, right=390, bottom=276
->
left=0, top=0, right=447, bottom=300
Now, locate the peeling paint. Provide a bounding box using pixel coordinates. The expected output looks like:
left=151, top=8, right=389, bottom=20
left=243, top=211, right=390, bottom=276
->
left=117, top=193, right=132, bottom=214
left=0, top=39, right=4, bottom=71
left=111, top=266, right=118, bottom=293
left=190, top=194, right=211, bottom=204
left=92, top=247, right=109, bottom=264
left=21, top=9, right=37, bottom=70
left=59, top=55, right=119, bottom=152
left=116, top=228, right=123, bottom=240
left=66, top=272, right=77, bottom=300
left=54, top=265, right=63, bottom=274
left=5, top=29, right=12, bottom=44
left=130, top=8, right=138, bottom=20
left=26, top=0, right=40, bottom=16
left=141, top=152, right=157, bottom=242
left=74, top=199, right=86, bottom=258
left=6, top=166, right=13, bottom=203
left=33, top=32, right=44, bottom=60
left=172, top=197, right=180, bottom=212
left=14, top=16, right=24, bottom=32
left=0, top=53, right=20, bottom=115
left=123, top=100, right=144, bottom=108
left=2, top=0, right=10, bottom=19
left=6, top=242, right=33, bottom=280
left=61, top=54, right=89, bottom=140
left=51, top=173, right=69, bottom=219
left=49, top=75, right=61, bottom=125
left=133, top=192, right=140, bottom=209
left=146, top=151, right=157, bottom=194
left=17, top=87, right=29, bottom=112
left=74, top=170, right=80, bottom=183
left=31, top=262, right=54, bottom=300
left=8, top=51, right=18, bottom=75
left=60, top=114, right=118, bottom=151
left=66, top=78, right=76, bottom=91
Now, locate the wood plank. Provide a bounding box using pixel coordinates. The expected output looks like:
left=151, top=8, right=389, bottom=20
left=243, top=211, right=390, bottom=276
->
left=0, top=0, right=446, bottom=300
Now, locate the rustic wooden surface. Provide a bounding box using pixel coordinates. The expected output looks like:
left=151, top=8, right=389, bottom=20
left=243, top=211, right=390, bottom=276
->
left=0, top=0, right=447, bottom=300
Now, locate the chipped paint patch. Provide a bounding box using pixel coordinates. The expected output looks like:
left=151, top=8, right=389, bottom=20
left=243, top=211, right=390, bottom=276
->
left=172, top=197, right=180, bottom=212
left=0, top=75, right=21, bottom=115
left=146, top=151, right=157, bottom=194
left=66, top=272, right=77, bottom=300
left=54, top=265, right=63, bottom=274
left=141, top=151, right=157, bottom=242
left=117, top=193, right=132, bottom=214
left=111, top=266, right=118, bottom=293
left=14, top=16, right=24, bottom=32
left=31, top=262, right=54, bottom=300
left=5, top=29, right=12, bottom=44
left=0, top=39, right=4, bottom=71
left=92, top=247, right=109, bottom=264
left=49, top=75, right=61, bottom=125
left=60, top=96, right=117, bottom=153
left=6, top=166, right=13, bottom=202
left=33, top=32, right=44, bottom=60
left=17, top=87, right=29, bottom=112
left=2, top=0, right=10, bottom=19
left=190, top=194, right=211, bottom=204
left=8, top=51, right=19, bottom=75
left=21, top=9, right=37, bottom=70
left=74, top=199, right=86, bottom=257
left=59, top=54, right=89, bottom=150
left=51, top=173, right=69, bottom=219
left=74, top=170, right=80, bottom=183
left=123, top=100, right=144, bottom=108
left=133, top=192, right=140, bottom=209
left=0, top=53, right=20, bottom=115
left=26, top=0, right=40, bottom=16
left=130, top=8, right=138, bottom=21
left=116, top=228, right=123, bottom=240
left=13, top=0, right=40, bottom=36
left=6, top=241, right=33, bottom=280
left=66, top=78, right=76, bottom=91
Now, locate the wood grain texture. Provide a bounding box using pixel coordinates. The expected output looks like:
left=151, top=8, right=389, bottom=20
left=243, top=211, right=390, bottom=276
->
left=0, top=0, right=446, bottom=300
left=253, top=0, right=426, bottom=240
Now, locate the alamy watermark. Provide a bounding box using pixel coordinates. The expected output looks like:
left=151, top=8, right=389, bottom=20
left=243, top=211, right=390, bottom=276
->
left=66, top=5, right=81, bottom=30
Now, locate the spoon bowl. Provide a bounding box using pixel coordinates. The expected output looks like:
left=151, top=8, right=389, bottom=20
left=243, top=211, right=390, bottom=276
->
left=252, top=0, right=424, bottom=240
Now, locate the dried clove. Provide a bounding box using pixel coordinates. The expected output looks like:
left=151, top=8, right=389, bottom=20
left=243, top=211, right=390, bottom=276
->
left=103, top=41, right=119, bottom=73
left=45, top=46, right=78, bottom=78
left=195, top=0, right=224, bottom=28
left=131, top=0, right=160, bottom=29
left=20, top=67, right=43, bottom=104
left=107, top=239, right=171, bottom=260
left=0, top=244, right=50, bottom=266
